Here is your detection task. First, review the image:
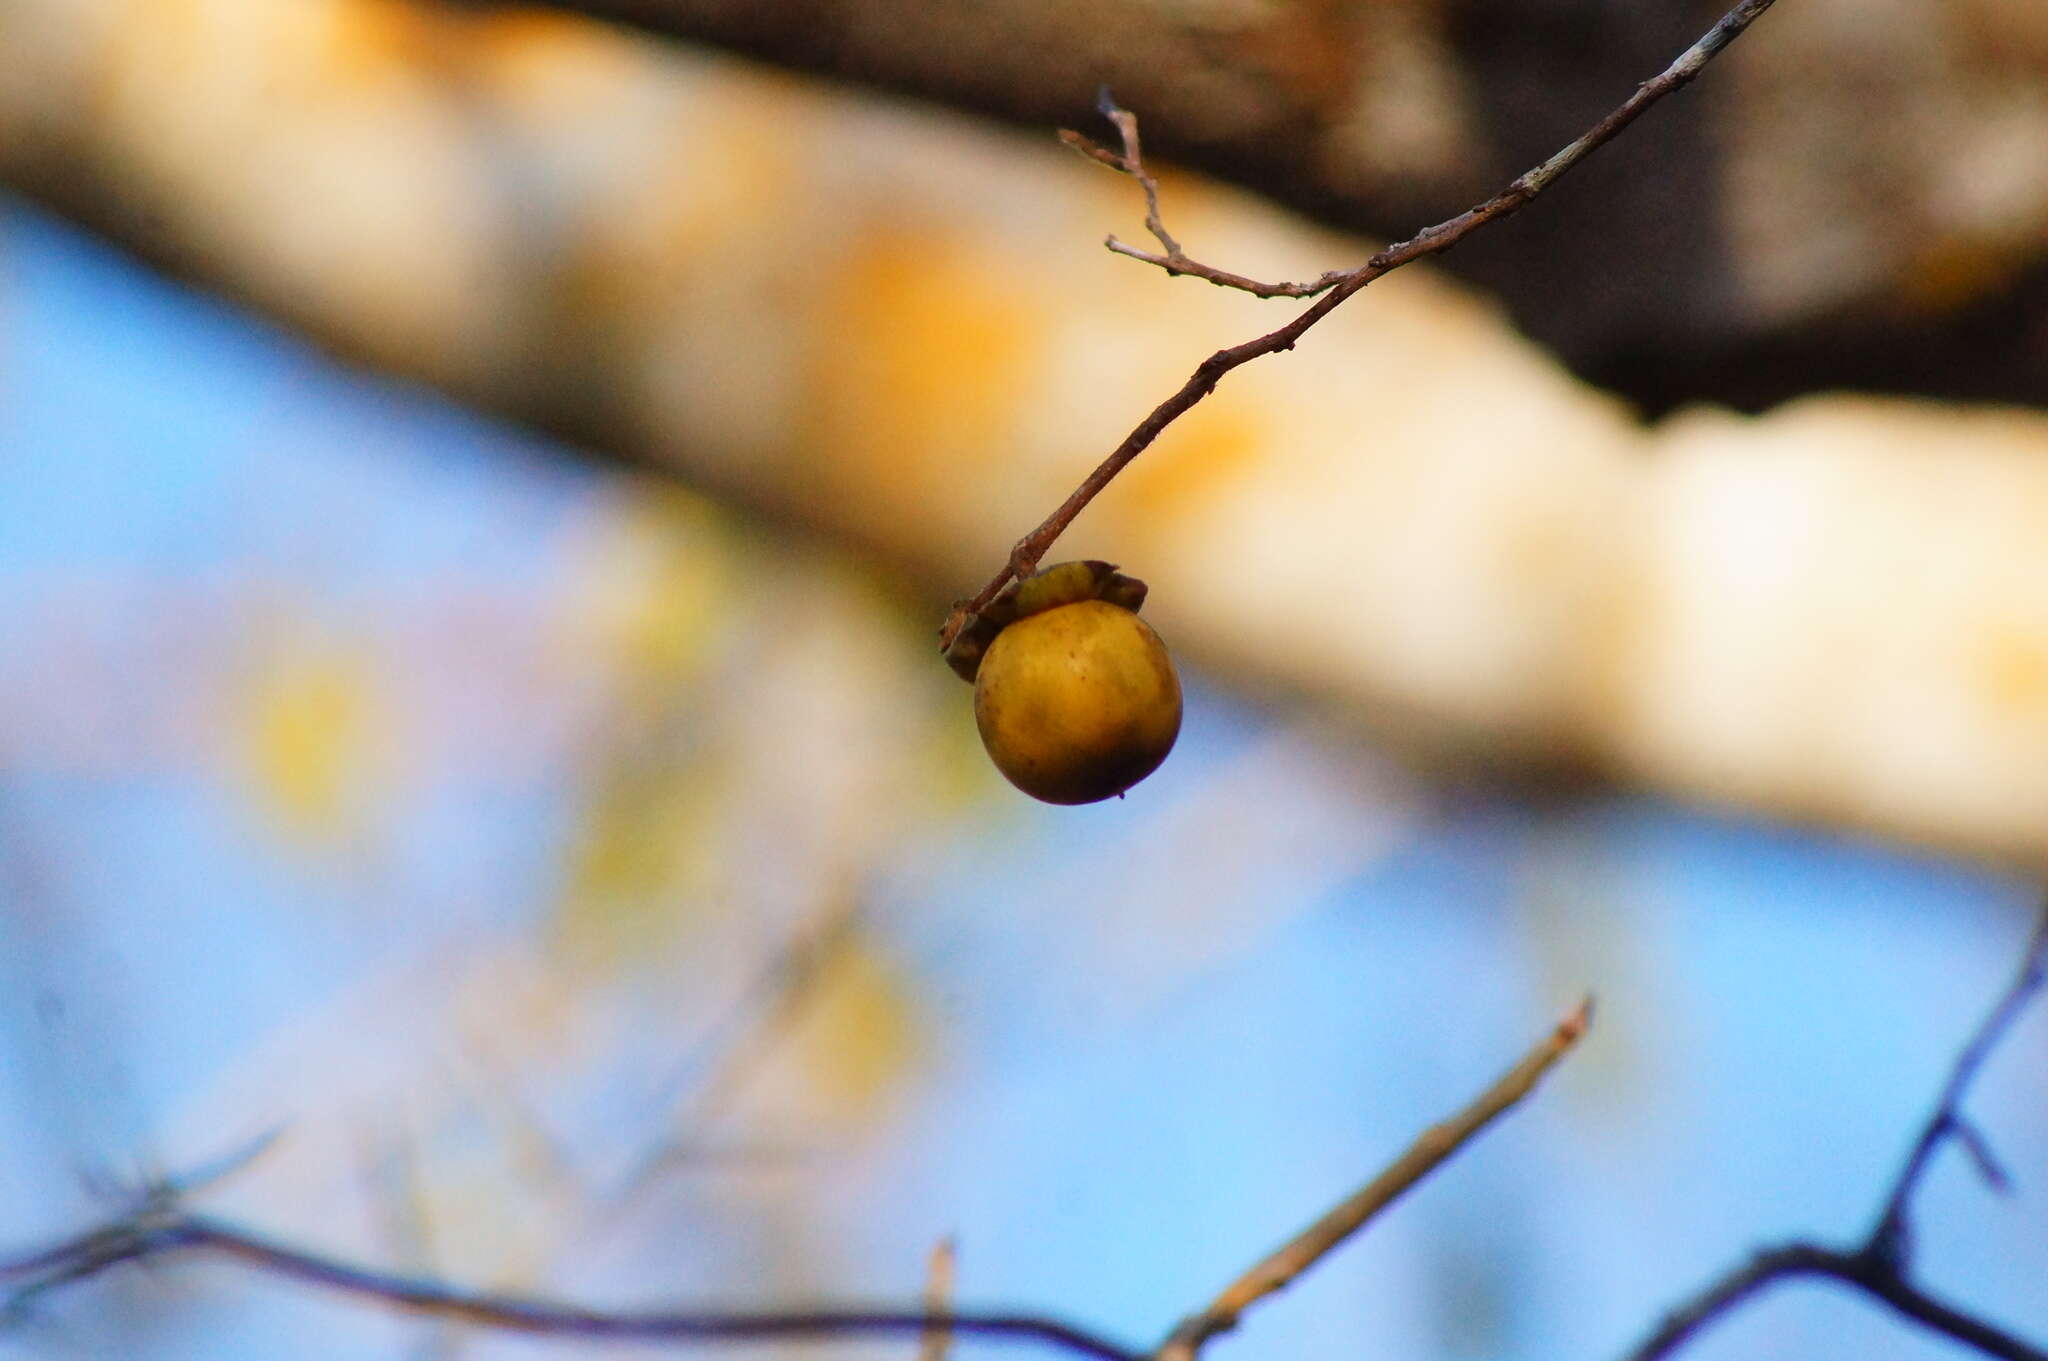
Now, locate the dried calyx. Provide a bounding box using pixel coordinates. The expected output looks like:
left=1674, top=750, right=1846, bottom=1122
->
left=943, top=560, right=1147, bottom=683
left=953, top=561, right=1181, bottom=805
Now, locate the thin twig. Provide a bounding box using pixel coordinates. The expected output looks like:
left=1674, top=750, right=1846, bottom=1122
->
left=0, top=1210, right=1143, bottom=1361
left=1622, top=903, right=2048, bottom=1361
left=1058, top=95, right=1343, bottom=300
left=1095, top=93, right=1179, bottom=261
left=1868, top=908, right=2048, bottom=1263
left=158, top=1126, right=288, bottom=1199
left=1154, top=996, right=1594, bottom=1361
left=919, top=1236, right=958, bottom=1361
left=940, top=0, right=1781, bottom=652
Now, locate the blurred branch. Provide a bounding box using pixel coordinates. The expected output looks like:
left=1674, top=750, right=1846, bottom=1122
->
left=0, top=999, right=1590, bottom=1359
left=1155, top=996, right=1593, bottom=1361
left=937, top=0, right=1780, bottom=649
left=1624, top=906, right=2048, bottom=1361
left=1867, top=911, right=2048, bottom=1263
left=613, top=897, right=864, bottom=1198
left=0, top=1209, right=1145, bottom=1361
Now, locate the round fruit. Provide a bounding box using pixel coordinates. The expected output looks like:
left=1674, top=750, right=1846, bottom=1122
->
left=973, top=598, right=1182, bottom=805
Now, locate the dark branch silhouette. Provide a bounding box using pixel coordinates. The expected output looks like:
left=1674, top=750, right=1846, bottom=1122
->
left=6, top=904, right=2046, bottom=1361
left=1623, top=907, right=2048, bottom=1361
left=0, top=1208, right=1144, bottom=1361
left=0, top=1001, right=1590, bottom=1361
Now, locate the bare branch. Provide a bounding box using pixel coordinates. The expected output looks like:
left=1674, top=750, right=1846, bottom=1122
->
left=1624, top=1243, right=2048, bottom=1361
left=1154, top=996, right=1594, bottom=1361
left=1951, top=1118, right=2016, bottom=1197
left=158, top=1126, right=289, bottom=1200
left=1095, top=91, right=1179, bottom=261
left=940, top=0, right=1782, bottom=651
left=1099, top=237, right=1350, bottom=300
left=617, top=897, right=865, bottom=1198
left=0, top=1210, right=1142, bottom=1361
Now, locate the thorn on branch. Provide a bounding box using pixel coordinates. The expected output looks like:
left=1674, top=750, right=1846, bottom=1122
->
left=1953, top=1117, right=2015, bottom=1196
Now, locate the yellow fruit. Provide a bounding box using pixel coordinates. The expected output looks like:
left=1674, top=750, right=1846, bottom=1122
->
left=973, top=599, right=1182, bottom=804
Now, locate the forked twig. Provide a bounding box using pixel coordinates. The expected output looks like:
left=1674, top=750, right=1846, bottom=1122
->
left=1058, top=93, right=1349, bottom=300
left=1867, top=909, right=2048, bottom=1263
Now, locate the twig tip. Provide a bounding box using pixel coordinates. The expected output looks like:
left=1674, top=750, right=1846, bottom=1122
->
left=1563, top=994, right=1596, bottom=1040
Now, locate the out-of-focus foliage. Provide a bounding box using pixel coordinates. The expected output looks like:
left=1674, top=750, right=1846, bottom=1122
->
left=242, top=636, right=385, bottom=842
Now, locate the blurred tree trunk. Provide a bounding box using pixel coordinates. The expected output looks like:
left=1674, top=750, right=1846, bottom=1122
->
left=6, top=0, right=2048, bottom=863
left=532, top=0, right=2048, bottom=417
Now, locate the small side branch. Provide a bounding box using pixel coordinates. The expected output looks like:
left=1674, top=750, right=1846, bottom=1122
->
left=1155, top=996, right=1594, bottom=1361
left=1868, top=909, right=2048, bottom=1263
left=1060, top=93, right=1348, bottom=300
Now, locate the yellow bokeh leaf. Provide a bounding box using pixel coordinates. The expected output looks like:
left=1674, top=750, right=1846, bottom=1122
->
left=566, top=483, right=737, bottom=709
left=781, top=930, right=924, bottom=1118
left=553, top=485, right=747, bottom=963
left=241, top=638, right=380, bottom=840
left=555, top=762, right=729, bottom=965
